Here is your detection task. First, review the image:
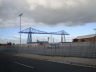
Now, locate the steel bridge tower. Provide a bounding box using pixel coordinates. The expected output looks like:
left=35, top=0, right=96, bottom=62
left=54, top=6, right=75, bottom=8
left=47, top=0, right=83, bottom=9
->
left=27, top=27, right=32, bottom=44
left=19, top=27, right=48, bottom=44
left=19, top=27, right=69, bottom=44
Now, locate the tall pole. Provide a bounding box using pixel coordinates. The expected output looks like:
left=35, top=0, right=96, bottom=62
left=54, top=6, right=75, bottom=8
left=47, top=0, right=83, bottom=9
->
left=64, top=35, right=66, bottom=42
left=51, top=34, right=52, bottom=43
left=48, top=37, right=49, bottom=43
left=19, top=13, right=23, bottom=46
left=94, top=28, right=96, bottom=42
left=61, top=35, right=63, bottom=43
left=93, top=28, right=96, bottom=57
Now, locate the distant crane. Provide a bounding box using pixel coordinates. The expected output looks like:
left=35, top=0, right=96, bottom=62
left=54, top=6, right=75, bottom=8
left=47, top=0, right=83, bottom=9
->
left=19, top=27, right=69, bottom=44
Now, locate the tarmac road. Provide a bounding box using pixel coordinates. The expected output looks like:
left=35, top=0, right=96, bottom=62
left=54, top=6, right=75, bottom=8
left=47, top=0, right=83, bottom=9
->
left=0, top=53, right=96, bottom=72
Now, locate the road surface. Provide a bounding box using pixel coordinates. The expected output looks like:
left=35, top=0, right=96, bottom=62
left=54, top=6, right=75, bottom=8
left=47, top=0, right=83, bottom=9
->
left=0, top=54, right=96, bottom=72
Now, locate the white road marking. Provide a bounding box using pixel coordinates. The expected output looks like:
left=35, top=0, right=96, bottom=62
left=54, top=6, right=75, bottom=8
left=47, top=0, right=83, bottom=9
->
left=14, top=61, right=34, bottom=69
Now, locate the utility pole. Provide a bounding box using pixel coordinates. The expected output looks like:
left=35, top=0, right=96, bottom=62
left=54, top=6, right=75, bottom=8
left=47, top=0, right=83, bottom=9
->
left=19, top=13, right=23, bottom=46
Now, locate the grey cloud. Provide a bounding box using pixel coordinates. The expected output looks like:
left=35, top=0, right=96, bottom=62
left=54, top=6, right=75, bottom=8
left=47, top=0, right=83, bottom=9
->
left=0, top=0, right=29, bottom=19
left=0, top=0, right=30, bottom=28
left=29, top=4, right=96, bottom=26
left=0, top=0, right=96, bottom=28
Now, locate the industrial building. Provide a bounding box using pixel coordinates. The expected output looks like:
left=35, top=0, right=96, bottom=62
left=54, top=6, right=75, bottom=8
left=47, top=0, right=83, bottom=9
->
left=37, top=40, right=49, bottom=46
left=16, top=41, right=49, bottom=47
left=73, top=34, right=96, bottom=42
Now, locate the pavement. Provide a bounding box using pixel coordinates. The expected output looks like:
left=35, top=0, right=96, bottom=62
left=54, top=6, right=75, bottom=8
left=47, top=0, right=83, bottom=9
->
left=0, top=53, right=96, bottom=72
left=14, top=54, right=96, bottom=67
left=1, top=51, right=96, bottom=67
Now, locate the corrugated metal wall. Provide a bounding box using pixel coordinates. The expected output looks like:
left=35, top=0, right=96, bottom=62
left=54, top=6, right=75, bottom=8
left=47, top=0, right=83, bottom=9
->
left=0, top=42, right=96, bottom=58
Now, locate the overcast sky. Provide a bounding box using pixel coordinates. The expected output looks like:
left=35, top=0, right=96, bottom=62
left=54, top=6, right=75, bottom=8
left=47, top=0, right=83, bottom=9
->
left=0, top=0, right=96, bottom=43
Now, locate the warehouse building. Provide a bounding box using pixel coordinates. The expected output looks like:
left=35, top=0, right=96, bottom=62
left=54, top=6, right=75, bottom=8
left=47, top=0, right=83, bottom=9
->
left=73, top=34, right=96, bottom=42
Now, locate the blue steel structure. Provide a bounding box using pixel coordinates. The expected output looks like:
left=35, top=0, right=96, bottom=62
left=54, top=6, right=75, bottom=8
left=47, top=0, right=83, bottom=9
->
left=19, top=27, right=69, bottom=44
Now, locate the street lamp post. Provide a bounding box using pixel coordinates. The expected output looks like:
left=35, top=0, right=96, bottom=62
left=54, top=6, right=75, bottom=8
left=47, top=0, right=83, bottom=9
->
left=19, top=13, right=23, bottom=46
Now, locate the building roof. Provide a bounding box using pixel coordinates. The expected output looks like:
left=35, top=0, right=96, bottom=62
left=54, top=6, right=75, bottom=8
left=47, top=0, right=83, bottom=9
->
left=76, top=34, right=96, bottom=39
